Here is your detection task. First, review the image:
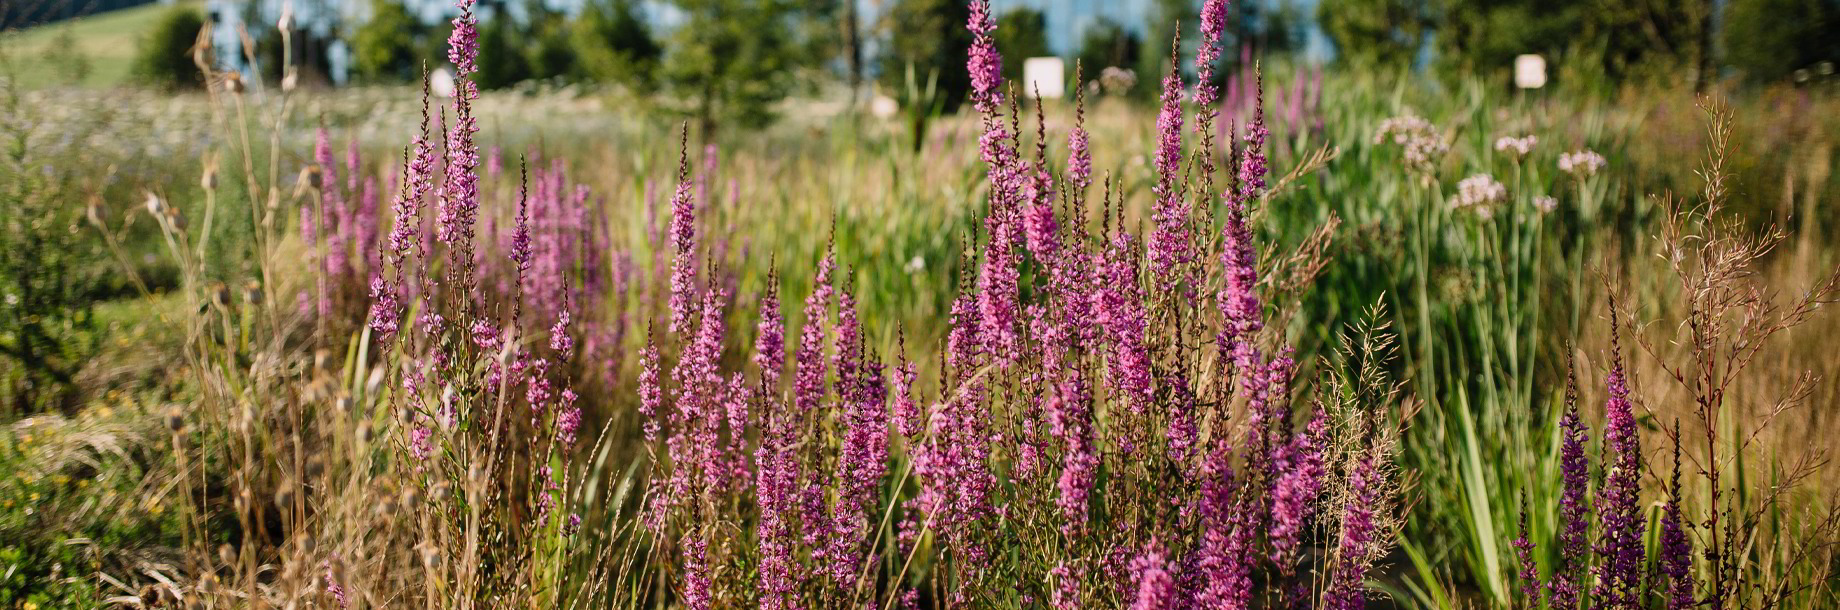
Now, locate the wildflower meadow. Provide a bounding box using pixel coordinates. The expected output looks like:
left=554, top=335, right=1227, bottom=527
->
left=1, top=0, right=1837, bottom=608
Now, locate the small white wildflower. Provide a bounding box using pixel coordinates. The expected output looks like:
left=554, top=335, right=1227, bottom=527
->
left=1403, top=135, right=1448, bottom=171
left=905, top=255, right=926, bottom=274
left=1494, top=135, right=1537, bottom=159
left=1450, top=174, right=1507, bottom=215
left=1533, top=195, right=1559, bottom=214
left=1373, top=115, right=1434, bottom=146
left=1558, top=150, right=1607, bottom=177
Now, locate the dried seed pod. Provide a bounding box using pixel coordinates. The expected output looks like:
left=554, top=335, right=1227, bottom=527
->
left=222, top=72, right=244, bottom=94
left=242, top=280, right=264, bottom=305
left=218, top=543, right=236, bottom=567
left=143, top=191, right=166, bottom=216
left=274, top=482, right=295, bottom=509
left=164, top=408, right=185, bottom=434
left=416, top=542, right=441, bottom=569
left=85, top=195, right=108, bottom=228
left=209, top=282, right=232, bottom=308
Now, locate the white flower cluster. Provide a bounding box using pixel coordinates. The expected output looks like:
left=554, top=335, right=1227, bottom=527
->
left=1494, top=135, right=1538, bottom=159
left=1450, top=174, right=1507, bottom=218
left=1533, top=195, right=1559, bottom=214
left=1373, top=115, right=1434, bottom=146
left=1374, top=115, right=1446, bottom=173
left=1559, top=150, right=1607, bottom=177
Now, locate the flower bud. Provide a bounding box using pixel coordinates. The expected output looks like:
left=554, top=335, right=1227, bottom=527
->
left=242, top=280, right=264, bottom=305
left=143, top=191, right=166, bottom=216
left=85, top=195, right=108, bottom=228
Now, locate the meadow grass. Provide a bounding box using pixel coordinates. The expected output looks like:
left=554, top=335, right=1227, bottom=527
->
left=2, top=3, right=1838, bottom=607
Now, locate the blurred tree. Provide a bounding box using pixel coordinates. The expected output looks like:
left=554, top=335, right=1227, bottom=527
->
left=878, top=0, right=972, bottom=112
left=662, top=0, right=800, bottom=134
left=525, top=2, right=578, bottom=82
left=572, top=0, right=662, bottom=90
left=474, top=12, right=532, bottom=89
left=1317, top=0, right=1429, bottom=68
left=1431, top=0, right=1706, bottom=90
left=993, top=8, right=1051, bottom=81
left=1075, top=17, right=1142, bottom=75
left=1140, top=0, right=1195, bottom=86
left=788, top=0, right=862, bottom=105
left=354, top=0, right=424, bottom=82
left=1724, top=0, right=1840, bottom=84
left=133, top=6, right=205, bottom=90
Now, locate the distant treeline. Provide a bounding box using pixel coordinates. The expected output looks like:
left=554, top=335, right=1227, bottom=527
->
left=1, top=0, right=156, bottom=29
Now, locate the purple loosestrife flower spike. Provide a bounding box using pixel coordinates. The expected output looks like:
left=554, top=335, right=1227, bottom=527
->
left=1325, top=452, right=1385, bottom=610
left=1269, top=407, right=1327, bottom=570
left=1515, top=501, right=1543, bottom=603
left=966, top=0, right=1002, bottom=114
left=1097, top=232, right=1152, bottom=418
left=1194, top=441, right=1253, bottom=608
left=435, top=1, right=481, bottom=254
left=668, top=128, right=698, bottom=336
left=1594, top=310, right=1645, bottom=609
left=1236, top=66, right=1270, bottom=204
left=1193, top=0, right=1229, bottom=194
left=638, top=330, right=663, bottom=443
left=1659, top=429, right=1692, bottom=610
left=1052, top=368, right=1097, bottom=536
left=447, top=0, right=478, bottom=76
left=753, top=275, right=800, bottom=610
left=1127, top=538, right=1178, bottom=610
left=1552, top=354, right=1591, bottom=609
left=1148, top=36, right=1189, bottom=286
left=369, top=86, right=438, bottom=340
left=827, top=284, right=888, bottom=587
left=1067, top=79, right=1092, bottom=195
left=892, top=335, right=920, bottom=441
left=754, top=270, right=785, bottom=389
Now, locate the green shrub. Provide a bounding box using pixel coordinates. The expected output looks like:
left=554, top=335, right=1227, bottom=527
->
left=131, top=6, right=204, bottom=90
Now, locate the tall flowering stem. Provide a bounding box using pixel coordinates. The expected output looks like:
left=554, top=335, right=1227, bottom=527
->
left=667, top=127, right=698, bottom=336
left=1147, top=38, right=1189, bottom=287
left=1593, top=308, right=1645, bottom=609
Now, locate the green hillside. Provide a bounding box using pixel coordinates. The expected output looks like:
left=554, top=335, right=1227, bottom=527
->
left=0, top=1, right=195, bottom=89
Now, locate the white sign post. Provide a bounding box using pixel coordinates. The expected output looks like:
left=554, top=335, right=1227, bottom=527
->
left=1514, top=54, right=1547, bottom=89
left=1023, top=57, right=1066, bottom=99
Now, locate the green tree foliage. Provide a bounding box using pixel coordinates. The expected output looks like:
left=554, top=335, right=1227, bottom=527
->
left=1724, top=0, right=1840, bottom=84
left=572, top=0, right=662, bottom=90
left=993, top=8, right=1051, bottom=81
left=355, top=0, right=425, bottom=82
left=662, top=0, right=800, bottom=133
left=1428, top=0, right=1707, bottom=89
left=1075, top=17, right=1142, bottom=74
left=526, top=5, right=579, bottom=82
left=1140, top=0, right=1195, bottom=82
left=1317, top=0, right=1430, bottom=68
left=132, top=6, right=204, bottom=90
left=475, top=14, right=533, bottom=89
left=878, top=0, right=972, bottom=112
